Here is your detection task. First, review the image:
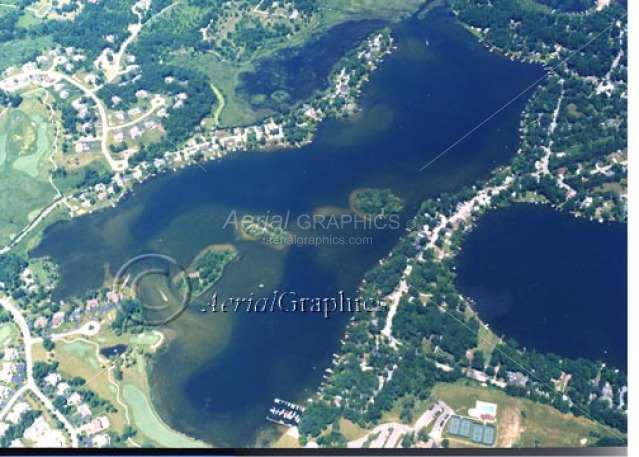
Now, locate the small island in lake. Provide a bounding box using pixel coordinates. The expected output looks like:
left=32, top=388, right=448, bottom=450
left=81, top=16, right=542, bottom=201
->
left=237, top=215, right=292, bottom=250
left=181, top=245, right=238, bottom=297
left=350, top=188, right=404, bottom=218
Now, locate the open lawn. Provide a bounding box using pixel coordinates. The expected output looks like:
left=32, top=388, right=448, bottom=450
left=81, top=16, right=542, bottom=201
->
left=0, top=322, right=18, bottom=347
left=4, top=109, right=38, bottom=158
left=339, top=418, right=370, bottom=441
left=319, top=0, right=431, bottom=27
left=122, top=383, right=208, bottom=448
left=477, top=323, right=503, bottom=363
left=0, top=99, right=57, bottom=246
left=431, top=380, right=622, bottom=448
left=0, top=36, right=49, bottom=72
left=0, top=164, right=55, bottom=245
left=55, top=327, right=206, bottom=447
left=12, top=113, right=51, bottom=178
left=271, top=433, right=302, bottom=449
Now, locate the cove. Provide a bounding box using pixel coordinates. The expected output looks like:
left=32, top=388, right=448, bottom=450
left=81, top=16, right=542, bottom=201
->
left=32, top=11, right=544, bottom=447
left=455, top=203, right=627, bottom=370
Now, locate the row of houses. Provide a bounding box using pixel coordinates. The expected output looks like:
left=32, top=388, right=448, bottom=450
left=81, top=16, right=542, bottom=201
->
left=0, top=348, right=25, bottom=398
left=31, top=291, right=121, bottom=338
left=40, top=371, right=112, bottom=446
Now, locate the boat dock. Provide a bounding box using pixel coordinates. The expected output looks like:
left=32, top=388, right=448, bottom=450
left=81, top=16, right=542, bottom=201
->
left=266, top=398, right=305, bottom=427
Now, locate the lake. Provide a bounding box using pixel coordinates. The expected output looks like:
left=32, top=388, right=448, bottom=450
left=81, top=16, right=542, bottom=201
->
left=33, top=10, right=547, bottom=446
left=455, top=203, right=627, bottom=370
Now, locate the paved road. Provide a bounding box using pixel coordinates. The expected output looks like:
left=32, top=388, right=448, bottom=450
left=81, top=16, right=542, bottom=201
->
left=23, top=69, right=128, bottom=171
left=348, top=401, right=453, bottom=449
left=429, top=403, right=454, bottom=441
left=0, top=298, right=79, bottom=446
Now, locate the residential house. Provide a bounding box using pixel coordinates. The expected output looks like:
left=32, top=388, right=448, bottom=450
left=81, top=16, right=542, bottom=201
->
left=0, top=363, right=16, bottom=383
left=506, top=371, right=529, bottom=387
left=6, top=402, right=30, bottom=424
left=77, top=404, right=92, bottom=421
left=52, top=311, right=65, bottom=329
left=81, top=416, right=110, bottom=435
left=67, top=392, right=82, bottom=406
left=56, top=382, right=71, bottom=396
left=86, top=298, right=99, bottom=312
left=33, top=317, right=48, bottom=330
left=91, top=434, right=110, bottom=448
left=55, top=382, right=71, bottom=396
left=44, top=373, right=61, bottom=387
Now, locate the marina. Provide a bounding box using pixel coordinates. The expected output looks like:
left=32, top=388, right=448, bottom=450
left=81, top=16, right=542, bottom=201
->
left=266, top=398, right=306, bottom=427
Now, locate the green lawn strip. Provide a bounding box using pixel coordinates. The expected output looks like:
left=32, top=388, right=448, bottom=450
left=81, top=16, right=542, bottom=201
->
left=122, top=384, right=209, bottom=448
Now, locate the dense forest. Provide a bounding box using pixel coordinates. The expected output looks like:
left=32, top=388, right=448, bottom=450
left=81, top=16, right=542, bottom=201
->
left=39, top=0, right=135, bottom=63
left=110, top=298, right=150, bottom=336
left=187, top=247, right=237, bottom=297
left=0, top=253, right=28, bottom=293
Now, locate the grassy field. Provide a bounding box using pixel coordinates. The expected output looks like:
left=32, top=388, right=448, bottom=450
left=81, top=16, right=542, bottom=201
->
left=12, top=112, right=51, bottom=178
left=0, top=322, right=18, bottom=347
left=169, top=51, right=273, bottom=127
left=271, top=433, right=302, bottom=449
left=0, top=35, right=49, bottom=72
left=431, top=380, right=622, bottom=448
left=319, top=0, right=432, bottom=28
left=0, top=97, right=57, bottom=246
left=477, top=322, right=503, bottom=362
left=122, top=384, right=208, bottom=448
left=339, top=418, right=370, bottom=441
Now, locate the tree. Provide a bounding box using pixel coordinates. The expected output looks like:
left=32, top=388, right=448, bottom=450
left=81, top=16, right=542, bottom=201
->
left=401, top=433, right=414, bottom=448
left=43, top=337, right=55, bottom=352
left=472, top=350, right=486, bottom=371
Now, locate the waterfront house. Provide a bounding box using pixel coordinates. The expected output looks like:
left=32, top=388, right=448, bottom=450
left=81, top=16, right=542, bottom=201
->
left=52, top=311, right=65, bottom=329
left=86, top=298, right=99, bottom=311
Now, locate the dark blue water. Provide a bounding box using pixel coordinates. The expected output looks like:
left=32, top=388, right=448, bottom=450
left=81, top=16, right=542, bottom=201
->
left=100, top=344, right=128, bottom=358
left=534, top=0, right=594, bottom=13
left=34, top=12, right=550, bottom=446
left=456, top=204, right=627, bottom=369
